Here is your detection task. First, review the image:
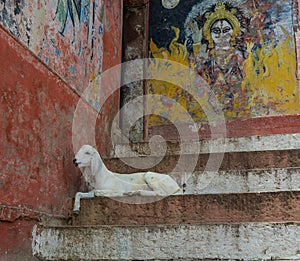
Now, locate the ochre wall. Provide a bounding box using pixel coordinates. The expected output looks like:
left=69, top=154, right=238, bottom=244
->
left=0, top=0, right=122, bottom=259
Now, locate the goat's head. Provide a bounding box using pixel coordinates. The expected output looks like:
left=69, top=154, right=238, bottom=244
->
left=73, top=145, right=98, bottom=168
left=73, top=145, right=102, bottom=189
left=73, top=145, right=103, bottom=189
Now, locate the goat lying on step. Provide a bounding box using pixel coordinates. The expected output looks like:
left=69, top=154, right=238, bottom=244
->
left=73, top=144, right=183, bottom=213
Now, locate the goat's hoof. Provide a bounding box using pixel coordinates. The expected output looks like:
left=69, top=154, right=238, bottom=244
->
left=73, top=209, right=80, bottom=214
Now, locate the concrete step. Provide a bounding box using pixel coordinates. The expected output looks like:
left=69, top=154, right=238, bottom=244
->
left=32, top=222, right=300, bottom=260
left=105, top=137, right=300, bottom=194
left=72, top=191, right=300, bottom=226
left=105, top=134, right=300, bottom=177
left=33, top=190, right=300, bottom=260
left=106, top=148, right=300, bottom=173
left=111, top=133, right=300, bottom=158
left=96, top=166, right=300, bottom=196
left=32, top=135, right=300, bottom=260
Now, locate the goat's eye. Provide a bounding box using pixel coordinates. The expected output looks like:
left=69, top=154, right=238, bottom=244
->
left=85, top=151, right=91, bottom=155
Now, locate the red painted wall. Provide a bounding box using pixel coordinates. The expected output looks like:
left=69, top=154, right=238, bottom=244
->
left=0, top=24, right=78, bottom=259
left=0, top=0, right=122, bottom=259
left=97, top=0, right=123, bottom=156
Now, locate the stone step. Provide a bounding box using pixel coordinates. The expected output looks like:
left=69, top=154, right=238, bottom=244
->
left=111, top=133, right=300, bottom=158
left=100, top=135, right=300, bottom=196
left=93, top=167, right=300, bottom=196
left=108, top=133, right=300, bottom=171
left=32, top=222, right=300, bottom=260
left=72, top=191, right=300, bottom=226
left=105, top=149, right=300, bottom=174
left=32, top=135, right=300, bottom=260
left=184, top=167, right=300, bottom=195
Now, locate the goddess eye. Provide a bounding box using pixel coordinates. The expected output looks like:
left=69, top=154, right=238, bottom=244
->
left=222, top=27, right=232, bottom=33
left=211, top=28, right=221, bottom=34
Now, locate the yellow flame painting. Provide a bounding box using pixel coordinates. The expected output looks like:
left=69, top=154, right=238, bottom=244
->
left=148, top=26, right=299, bottom=126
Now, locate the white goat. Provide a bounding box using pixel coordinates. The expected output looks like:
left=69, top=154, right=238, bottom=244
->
left=73, top=145, right=183, bottom=212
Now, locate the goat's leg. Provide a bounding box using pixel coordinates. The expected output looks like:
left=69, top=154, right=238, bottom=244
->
left=73, top=191, right=95, bottom=213
left=94, top=190, right=125, bottom=197
left=123, top=190, right=165, bottom=196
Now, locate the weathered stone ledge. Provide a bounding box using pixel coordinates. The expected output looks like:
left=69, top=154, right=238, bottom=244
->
left=94, top=167, right=299, bottom=196
left=72, top=191, right=300, bottom=226
left=185, top=167, right=300, bottom=194
left=112, top=133, right=300, bottom=158
left=32, top=222, right=300, bottom=260
left=105, top=149, right=300, bottom=173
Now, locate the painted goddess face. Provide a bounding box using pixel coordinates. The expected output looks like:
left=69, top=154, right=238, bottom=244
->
left=210, top=19, right=233, bottom=48
left=202, top=2, right=241, bottom=50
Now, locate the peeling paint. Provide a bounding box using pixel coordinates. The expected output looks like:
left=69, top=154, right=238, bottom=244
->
left=0, top=0, right=104, bottom=106
left=0, top=0, right=122, bottom=258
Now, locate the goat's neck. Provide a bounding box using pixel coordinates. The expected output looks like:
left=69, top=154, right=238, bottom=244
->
left=92, top=152, right=114, bottom=189
left=96, top=152, right=112, bottom=177
left=100, top=161, right=111, bottom=176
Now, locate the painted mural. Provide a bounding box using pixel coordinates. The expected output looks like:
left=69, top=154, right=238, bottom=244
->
left=148, top=0, right=299, bottom=126
left=0, top=0, right=103, bottom=107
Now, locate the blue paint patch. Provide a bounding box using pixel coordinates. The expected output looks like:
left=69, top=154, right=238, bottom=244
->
left=98, top=25, right=103, bottom=35
left=81, top=0, right=90, bottom=23
left=55, top=48, right=61, bottom=56
left=44, top=57, right=49, bottom=64
left=69, top=65, right=75, bottom=75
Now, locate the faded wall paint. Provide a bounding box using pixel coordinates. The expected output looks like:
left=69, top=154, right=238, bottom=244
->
left=148, top=0, right=299, bottom=126
left=96, top=0, right=123, bottom=156
left=0, top=24, right=80, bottom=259
left=0, top=0, right=104, bottom=107
left=0, top=0, right=122, bottom=259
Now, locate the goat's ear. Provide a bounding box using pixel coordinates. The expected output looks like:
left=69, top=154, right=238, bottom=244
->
left=91, top=153, right=102, bottom=175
